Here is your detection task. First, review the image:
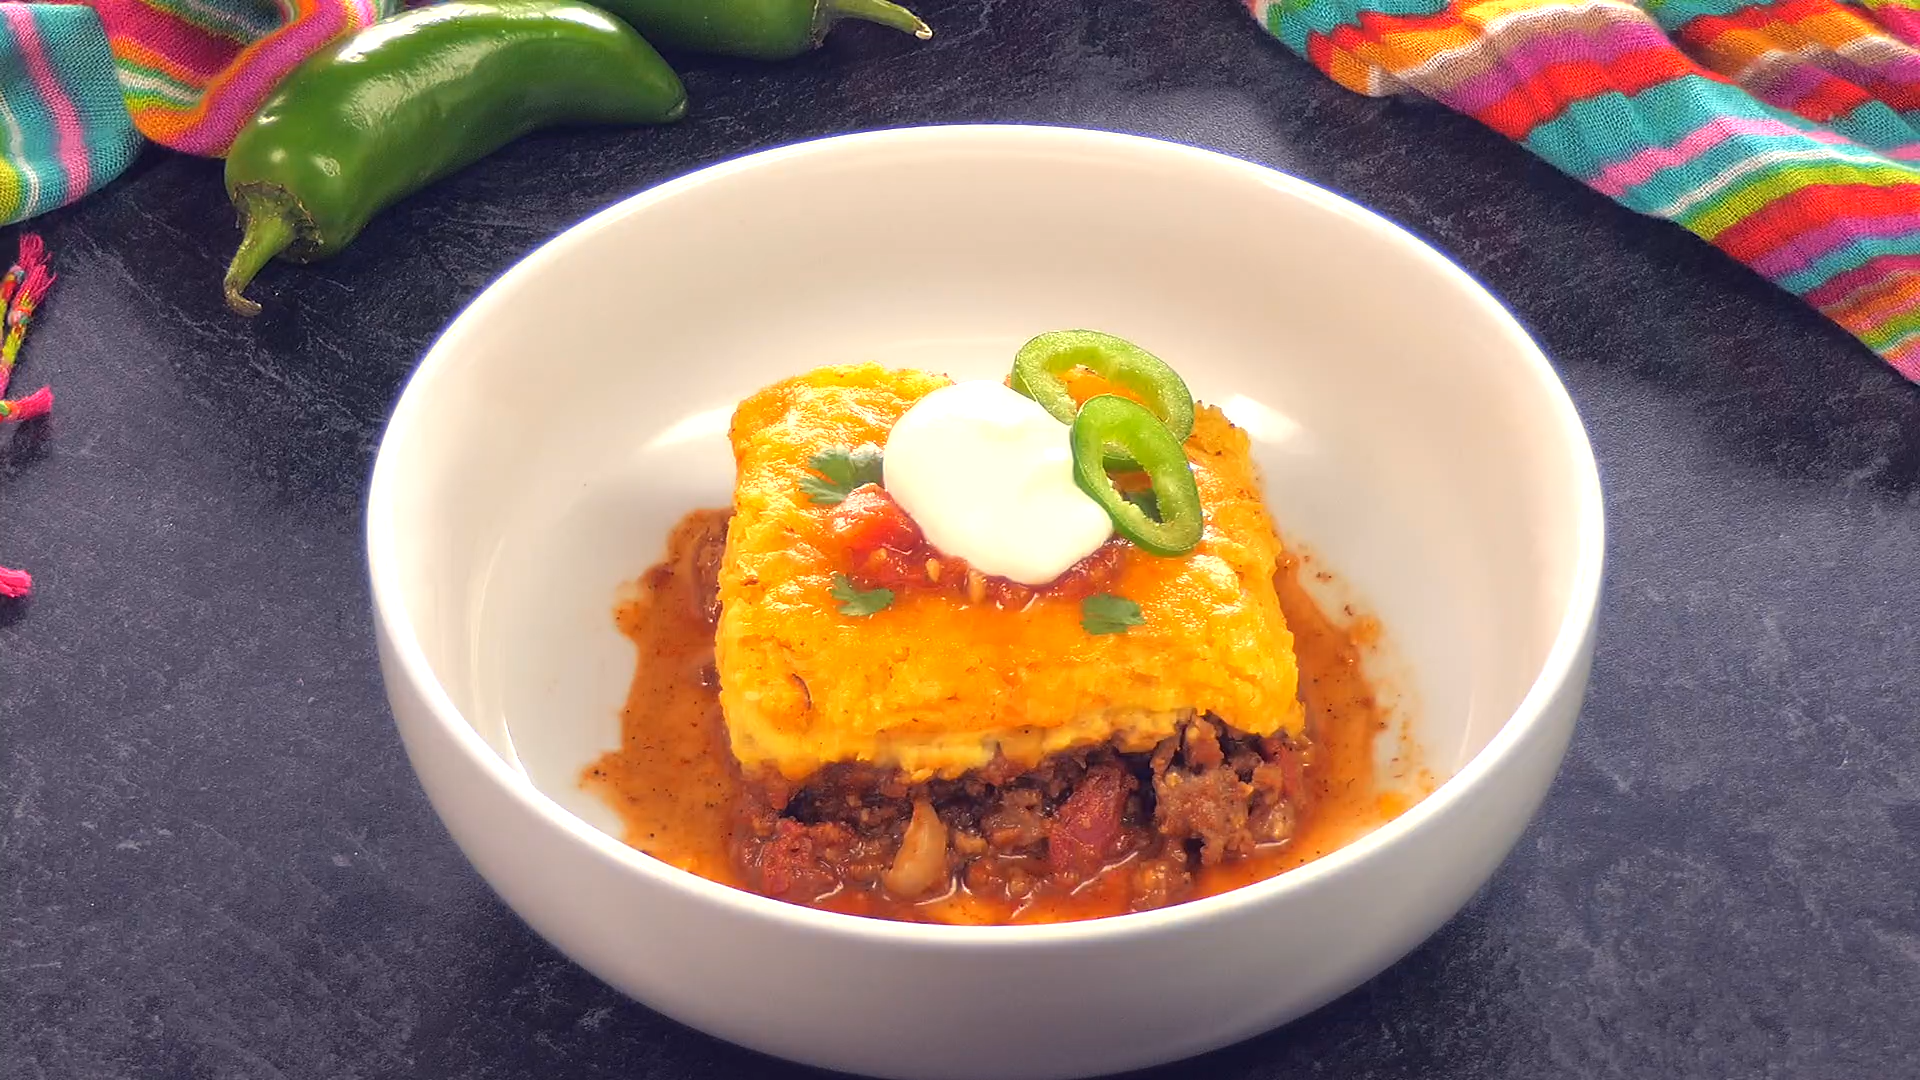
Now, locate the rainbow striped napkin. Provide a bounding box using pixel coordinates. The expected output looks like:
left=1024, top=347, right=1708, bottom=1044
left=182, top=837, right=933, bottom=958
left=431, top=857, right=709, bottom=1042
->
left=1, top=0, right=392, bottom=222
left=1247, top=0, right=1920, bottom=383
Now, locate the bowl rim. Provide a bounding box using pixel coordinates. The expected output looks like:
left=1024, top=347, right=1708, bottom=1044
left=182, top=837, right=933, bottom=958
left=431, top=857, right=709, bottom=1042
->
left=366, top=123, right=1606, bottom=948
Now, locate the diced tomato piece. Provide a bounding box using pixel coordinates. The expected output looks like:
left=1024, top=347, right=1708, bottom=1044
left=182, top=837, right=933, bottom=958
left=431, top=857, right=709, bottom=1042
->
left=829, top=484, right=922, bottom=554
left=1048, top=541, right=1127, bottom=602
left=1047, top=765, right=1130, bottom=874
left=858, top=546, right=919, bottom=589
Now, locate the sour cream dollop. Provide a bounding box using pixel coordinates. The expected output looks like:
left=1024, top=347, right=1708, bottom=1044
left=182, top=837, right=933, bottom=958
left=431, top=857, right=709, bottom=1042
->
left=883, top=380, right=1113, bottom=586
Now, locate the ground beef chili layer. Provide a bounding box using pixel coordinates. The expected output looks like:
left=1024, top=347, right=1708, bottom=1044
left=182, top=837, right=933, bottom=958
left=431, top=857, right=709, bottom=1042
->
left=734, top=716, right=1310, bottom=915
left=682, top=504, right=1318, bottom=917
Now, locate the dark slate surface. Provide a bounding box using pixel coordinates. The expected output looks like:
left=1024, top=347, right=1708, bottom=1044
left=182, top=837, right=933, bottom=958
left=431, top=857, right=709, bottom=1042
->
left=4, top=1, right=1918, bottom=1077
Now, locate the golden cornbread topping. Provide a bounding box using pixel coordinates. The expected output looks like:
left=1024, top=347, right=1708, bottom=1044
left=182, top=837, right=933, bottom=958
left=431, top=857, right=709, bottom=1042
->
left=719, top=362, right=1304, bottom=783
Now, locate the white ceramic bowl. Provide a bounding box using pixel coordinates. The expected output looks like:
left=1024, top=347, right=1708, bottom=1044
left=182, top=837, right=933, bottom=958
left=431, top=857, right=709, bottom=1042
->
left=367, top=125, right=1604, bottom=1080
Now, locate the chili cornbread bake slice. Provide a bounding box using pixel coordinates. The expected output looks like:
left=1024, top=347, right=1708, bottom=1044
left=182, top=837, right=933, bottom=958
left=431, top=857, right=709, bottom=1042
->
left=582, top=331, right=1359, bottom=919
left=715, top=362, right=1307, bottom=784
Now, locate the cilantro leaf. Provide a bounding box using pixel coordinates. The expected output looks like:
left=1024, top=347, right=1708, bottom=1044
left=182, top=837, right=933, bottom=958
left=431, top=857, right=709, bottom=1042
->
left=800, top=443, right=884, bottom=505
left=830, top=572, right=894, bottom=617
left=1081, top=592, right=1145, bottom=635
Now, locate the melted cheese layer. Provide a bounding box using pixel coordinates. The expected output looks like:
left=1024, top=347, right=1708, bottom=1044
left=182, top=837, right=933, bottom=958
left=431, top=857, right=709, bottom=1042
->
left=716, top=363, right=1305, bottom=782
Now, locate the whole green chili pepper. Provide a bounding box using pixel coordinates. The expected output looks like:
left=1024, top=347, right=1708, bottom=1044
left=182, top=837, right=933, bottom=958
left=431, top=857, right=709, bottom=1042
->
left=1012, top=330, right=1195, bottom=469
left=222, top=0, right=687, bottom=316
left=589, top=0, right=930, bottom=60
left=1070, top=395, right=1205, bottom=558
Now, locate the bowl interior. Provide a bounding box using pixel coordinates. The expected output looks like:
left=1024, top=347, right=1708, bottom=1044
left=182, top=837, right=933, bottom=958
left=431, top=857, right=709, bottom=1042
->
left=373, top=127, right=1595, bottom=855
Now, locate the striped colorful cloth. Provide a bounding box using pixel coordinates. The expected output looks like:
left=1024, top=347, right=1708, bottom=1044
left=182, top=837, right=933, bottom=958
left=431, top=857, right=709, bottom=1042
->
left=100, top=0, right=394, bottom=155
left=1247, top=0, right=1920, bottom=383
left=0, top=4, right=142, bottom=224
left=0, top=0, right=393, bottom=223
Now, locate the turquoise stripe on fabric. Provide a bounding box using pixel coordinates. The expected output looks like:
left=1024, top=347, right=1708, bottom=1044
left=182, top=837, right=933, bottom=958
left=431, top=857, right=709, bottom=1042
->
left=1529, top=75, right=1816, bottom=175
left=39, top=4, right=143, bottom=195
left=1777, top=231, right=1920, bottom=293
left=1271, top=0, right=1451, bottom=54
left=1830, top=99, right=1920, bottom=151
left=1, top=8, right=69, bottom=214
left=1623, top=129, right=1903, bottom=213
left=0, top=5, right=140, bottom=225
left=1645, top=0, right=1786, bottom=29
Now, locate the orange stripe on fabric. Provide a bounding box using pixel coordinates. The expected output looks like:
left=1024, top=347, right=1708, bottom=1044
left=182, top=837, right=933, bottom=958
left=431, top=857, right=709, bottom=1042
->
left=1376, top=22, right=1479, bottom=67
left=1328, top=49, right=1386, bottom=93
left=1683, top=12, right=1920, bottom=113
left=110, top=36, right=226, bottom=88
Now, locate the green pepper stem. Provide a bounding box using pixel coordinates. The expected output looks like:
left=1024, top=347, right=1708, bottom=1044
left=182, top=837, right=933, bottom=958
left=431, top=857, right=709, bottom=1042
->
left=826, top=0, right=933, bottom=39
left=223, top=190, right=297, bottom=317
